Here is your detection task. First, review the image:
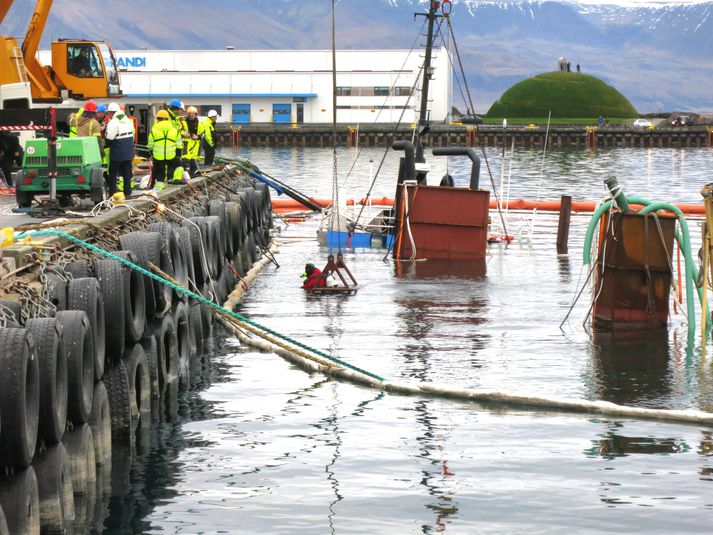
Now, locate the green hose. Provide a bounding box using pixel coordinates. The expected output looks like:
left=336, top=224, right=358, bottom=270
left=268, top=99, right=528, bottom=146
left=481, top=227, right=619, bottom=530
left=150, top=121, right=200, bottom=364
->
left=582, top=196, right=700, bottom=336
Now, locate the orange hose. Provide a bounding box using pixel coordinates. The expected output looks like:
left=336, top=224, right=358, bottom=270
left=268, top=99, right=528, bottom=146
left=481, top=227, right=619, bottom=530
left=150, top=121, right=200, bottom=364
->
left=395, top=188, right=407, bottom=259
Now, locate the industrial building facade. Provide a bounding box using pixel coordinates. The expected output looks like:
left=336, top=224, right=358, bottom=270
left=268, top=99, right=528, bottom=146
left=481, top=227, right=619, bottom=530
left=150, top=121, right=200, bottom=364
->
left=109, top=49, right=452, bottom=126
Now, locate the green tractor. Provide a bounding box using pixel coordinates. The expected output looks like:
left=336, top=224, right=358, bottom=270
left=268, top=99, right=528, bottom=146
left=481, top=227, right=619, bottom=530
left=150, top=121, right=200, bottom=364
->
left=15, top=136, right=105, bottom=208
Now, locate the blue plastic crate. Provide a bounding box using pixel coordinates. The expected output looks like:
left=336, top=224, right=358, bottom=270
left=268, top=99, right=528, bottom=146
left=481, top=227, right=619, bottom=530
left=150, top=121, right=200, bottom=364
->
left=325, top=231, right=372, bottom=248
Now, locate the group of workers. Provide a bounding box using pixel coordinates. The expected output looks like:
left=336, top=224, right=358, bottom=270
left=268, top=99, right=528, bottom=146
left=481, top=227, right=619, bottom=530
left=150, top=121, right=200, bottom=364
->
left=68, top=97, right=219, bottom=197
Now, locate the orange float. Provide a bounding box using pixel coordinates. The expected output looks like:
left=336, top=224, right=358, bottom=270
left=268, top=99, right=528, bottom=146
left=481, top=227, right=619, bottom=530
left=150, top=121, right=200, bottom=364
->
left=270, top=197, right=706, bottom=216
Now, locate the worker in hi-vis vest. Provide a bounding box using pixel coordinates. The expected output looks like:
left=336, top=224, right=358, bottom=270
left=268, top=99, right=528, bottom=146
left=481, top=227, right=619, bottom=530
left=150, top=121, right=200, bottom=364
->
left=202, top=109, right=218, bottom=165
left=182, top=106, right=204, bottom=177
left=147, top=110, right=182, bottom=190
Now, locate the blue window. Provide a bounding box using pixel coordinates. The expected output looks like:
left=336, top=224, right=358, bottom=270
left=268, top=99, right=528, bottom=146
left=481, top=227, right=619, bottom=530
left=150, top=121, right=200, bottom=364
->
left=232, top=103, right=250, bottom=125
left=272, top=103, right=291, bottom=124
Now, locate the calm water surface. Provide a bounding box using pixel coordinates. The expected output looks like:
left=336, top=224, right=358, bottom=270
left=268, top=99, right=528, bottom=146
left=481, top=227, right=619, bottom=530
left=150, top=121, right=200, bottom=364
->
left=105, top=146, right=713, bottom=534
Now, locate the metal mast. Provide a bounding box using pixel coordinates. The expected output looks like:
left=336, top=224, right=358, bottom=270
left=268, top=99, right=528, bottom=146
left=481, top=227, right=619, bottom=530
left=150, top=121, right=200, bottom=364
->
left=415, top=0, right=439, bottom=164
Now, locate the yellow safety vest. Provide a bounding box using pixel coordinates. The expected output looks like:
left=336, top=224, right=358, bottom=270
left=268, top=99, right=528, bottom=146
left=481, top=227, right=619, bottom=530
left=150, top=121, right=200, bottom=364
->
left=148, top=121, right=182, bottom=161
left=68, top=107, right=83, bottom=137
left=183, top=116, right=205, bottom=160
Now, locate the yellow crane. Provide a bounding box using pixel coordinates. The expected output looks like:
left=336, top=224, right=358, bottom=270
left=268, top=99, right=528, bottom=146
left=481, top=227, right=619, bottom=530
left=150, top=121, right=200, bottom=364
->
left=0, top=0, right=122, bottom=105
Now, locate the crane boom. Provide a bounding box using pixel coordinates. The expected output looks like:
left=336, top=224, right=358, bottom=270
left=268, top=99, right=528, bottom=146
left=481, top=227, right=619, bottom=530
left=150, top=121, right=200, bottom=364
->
left=21, top=0, right=51, bottom=61
left=21, top=0, right=57, bottom=100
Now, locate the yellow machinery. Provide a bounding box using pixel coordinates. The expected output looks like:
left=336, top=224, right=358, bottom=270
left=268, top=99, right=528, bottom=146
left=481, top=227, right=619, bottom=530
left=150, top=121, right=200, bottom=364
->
left=0, top=0, right=121, bottom=104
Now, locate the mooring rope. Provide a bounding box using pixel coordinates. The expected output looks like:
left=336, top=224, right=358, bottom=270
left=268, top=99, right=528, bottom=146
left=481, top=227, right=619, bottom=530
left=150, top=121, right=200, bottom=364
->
left=16, top=229, right=385, bottom=382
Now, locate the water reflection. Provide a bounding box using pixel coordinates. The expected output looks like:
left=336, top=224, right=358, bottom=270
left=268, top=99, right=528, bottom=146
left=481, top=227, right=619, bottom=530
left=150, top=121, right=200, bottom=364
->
left=589, top=330, right=673, bottom=407
left=394, top=259, right=486, bottom=280
left=414, top=400, right=459, bottom=533
left=586, top=427, right=690, bottom=459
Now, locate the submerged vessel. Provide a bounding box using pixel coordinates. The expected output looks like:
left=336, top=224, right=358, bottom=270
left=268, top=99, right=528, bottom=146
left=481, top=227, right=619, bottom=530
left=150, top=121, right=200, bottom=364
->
left=391, top=0, right=490, bottom=261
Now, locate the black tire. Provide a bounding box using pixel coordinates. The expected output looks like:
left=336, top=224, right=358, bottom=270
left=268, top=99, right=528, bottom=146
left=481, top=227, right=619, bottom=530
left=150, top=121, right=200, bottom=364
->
left=189, top=301, right=204, bottom=358
left=140, top=231, right=174, bottom=316
left=89, top=381, right=111, bottom=467
left=149, top=222, right=190, bottom=303
left=117, top=234, right=157, bottom=319
left=148, top=314, right=179, bottom=390
left=237, top=188, right=255, bottom=231
left=33, top=443, right=74, bottom=534
left=198, top=281, right=215, bottom=333
left=55, top=310, right=94, bottom=425
left=90, top=185, right=105, bottom=205
left=25, top=318, right=67, bottom=445
left=209, top=199, right=232, bottom=259
left=225, top=264, right=237, bottom=296
left=64, top=260, right=93, bottom=279
left=175, top=227, right=196, bottom=293
left=0, top=328, right=39, bottom=468
left=172, top=302, right=192, bottom=378
left=63, top=423, right=96, bottom=496
left=250, top=189, right=264, bottom=231
left=241, top=238, right=252, bottom=273
left=140, top=336, right=161, bottom=398
left=215, top=270, right=228, bottom=304
left=249, top=231, right=259, bottom=265
left=121, top=344, right=151, bottom=423
left=115, top=250, right=147, bottom=343
left=185, top=218, right=212, bottom=284
left=204, top=215, right=225, bottom=276
left=0, top=467, right=39, bottom=535
left=225, top=201, right=243, bottom=257
left=233, top=251, right=244, bottom=277
left=43, top=272, right=67, bottom=312
left=67, top=277, right=106, bottom=381
left=16, top=186, right=33, bottom=209
left=103, top=360, right=133, bottom=436
left=93, top=259, right=126, bottom=364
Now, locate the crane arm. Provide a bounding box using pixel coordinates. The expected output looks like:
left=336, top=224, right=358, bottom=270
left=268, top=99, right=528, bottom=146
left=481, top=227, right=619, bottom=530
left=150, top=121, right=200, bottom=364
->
left=20, top=0, right=57, bottom=98
left=0, top=0, right=13, bottom=26
left=21, top=0, right=52, bottom=60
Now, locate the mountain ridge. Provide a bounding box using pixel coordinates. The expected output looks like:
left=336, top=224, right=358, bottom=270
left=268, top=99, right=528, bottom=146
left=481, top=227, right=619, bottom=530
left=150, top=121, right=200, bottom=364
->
left=3, top=0, right=712, bottom=112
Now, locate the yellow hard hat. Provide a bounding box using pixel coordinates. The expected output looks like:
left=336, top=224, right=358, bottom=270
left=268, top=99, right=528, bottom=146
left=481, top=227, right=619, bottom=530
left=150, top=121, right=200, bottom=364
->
left=156, top=109, right=170, bottom=119
left=187, top=106, right=198, bottom=114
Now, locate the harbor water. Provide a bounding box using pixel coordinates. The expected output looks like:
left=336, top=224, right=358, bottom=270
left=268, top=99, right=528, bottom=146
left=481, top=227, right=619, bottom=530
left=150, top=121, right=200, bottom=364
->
left=105, top=146, right=713, bottom=534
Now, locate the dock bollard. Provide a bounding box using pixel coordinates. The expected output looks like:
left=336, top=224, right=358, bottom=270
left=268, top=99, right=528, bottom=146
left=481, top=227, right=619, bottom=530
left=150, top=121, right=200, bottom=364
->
left=556, top=194, right=572, bottom=255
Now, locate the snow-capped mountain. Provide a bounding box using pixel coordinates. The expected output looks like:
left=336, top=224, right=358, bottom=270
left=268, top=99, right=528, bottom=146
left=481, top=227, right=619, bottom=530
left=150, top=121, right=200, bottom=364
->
left=2, top=0, right=712, bottom=112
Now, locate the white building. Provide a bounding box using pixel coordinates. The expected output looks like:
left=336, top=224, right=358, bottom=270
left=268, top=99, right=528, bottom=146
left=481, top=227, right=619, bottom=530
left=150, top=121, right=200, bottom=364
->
left=109, top=49, right=451, bottom=126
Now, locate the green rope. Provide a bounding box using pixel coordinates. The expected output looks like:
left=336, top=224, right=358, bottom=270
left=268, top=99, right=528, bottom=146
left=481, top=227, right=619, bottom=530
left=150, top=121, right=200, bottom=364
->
left=17, top=229, right=385, bottom=382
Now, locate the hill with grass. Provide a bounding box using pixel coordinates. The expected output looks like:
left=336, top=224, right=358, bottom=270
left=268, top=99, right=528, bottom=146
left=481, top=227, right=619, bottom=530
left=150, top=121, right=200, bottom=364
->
left=486, top=72, right=638, bottom=119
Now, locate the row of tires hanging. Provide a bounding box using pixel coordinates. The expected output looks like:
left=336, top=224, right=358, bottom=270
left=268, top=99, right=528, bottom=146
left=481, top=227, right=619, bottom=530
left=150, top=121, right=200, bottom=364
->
left=0, top=174, right=273, bottom=535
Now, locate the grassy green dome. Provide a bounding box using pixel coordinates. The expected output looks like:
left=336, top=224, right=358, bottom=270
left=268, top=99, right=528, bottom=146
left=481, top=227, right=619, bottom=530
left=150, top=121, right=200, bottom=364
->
left=486, top=72, right=638, bottom=119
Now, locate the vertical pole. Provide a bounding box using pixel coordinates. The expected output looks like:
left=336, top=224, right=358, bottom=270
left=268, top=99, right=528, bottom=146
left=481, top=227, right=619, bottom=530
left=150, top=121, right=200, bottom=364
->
left=415, top=0, right=438, bottom=163
left=556, top=195, right=572, bottom=255
left=48, top=107, right=57, bottom=202
left=701, top=222, right=709, bottom=347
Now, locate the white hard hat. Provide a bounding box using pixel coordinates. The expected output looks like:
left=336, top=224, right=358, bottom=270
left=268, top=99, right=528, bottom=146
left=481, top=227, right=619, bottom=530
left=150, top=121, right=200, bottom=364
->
left=107, top=102, right=121, bottom=113
left=207, top=109, right=218, bottom=118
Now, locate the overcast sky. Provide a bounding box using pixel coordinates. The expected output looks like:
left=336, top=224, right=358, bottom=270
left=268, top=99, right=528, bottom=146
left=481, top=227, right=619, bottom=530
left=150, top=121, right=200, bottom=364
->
left=473, top=0, right=711, bottom=4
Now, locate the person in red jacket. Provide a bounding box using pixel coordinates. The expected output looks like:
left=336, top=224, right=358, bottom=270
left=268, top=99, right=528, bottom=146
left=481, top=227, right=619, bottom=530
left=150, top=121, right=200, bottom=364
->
left=301, top=263, right=326, bottom=290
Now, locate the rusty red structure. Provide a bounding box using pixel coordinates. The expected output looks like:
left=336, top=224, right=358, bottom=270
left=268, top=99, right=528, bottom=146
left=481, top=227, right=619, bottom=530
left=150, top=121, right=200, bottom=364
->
left=593, top=212, right=676, bottom=329
left=393, top=181, right=490, bottom=260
